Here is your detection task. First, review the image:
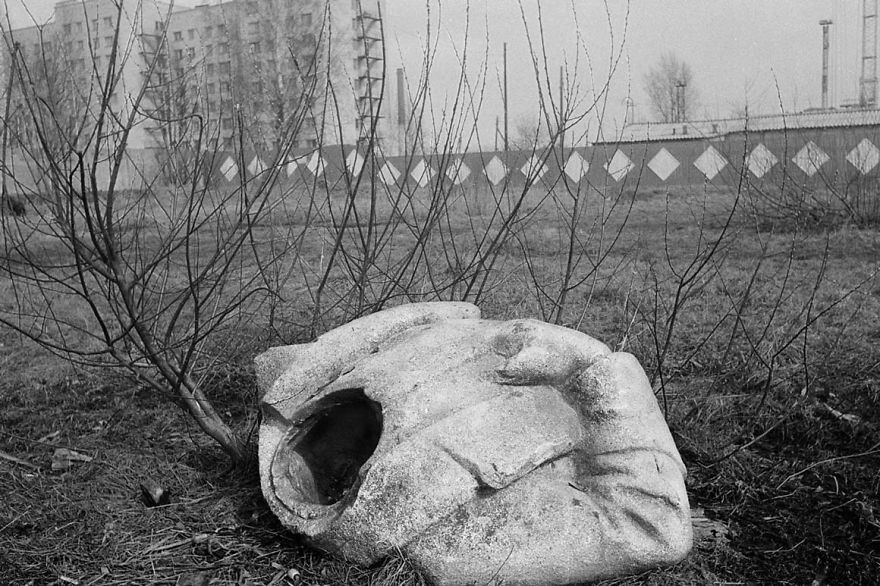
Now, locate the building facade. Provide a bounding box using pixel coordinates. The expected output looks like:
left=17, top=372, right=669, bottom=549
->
left=2, top=0, right=393, bottom=164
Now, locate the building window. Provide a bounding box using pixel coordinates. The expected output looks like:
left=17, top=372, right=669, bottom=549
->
left=186, top=47, right=195, bottom=59
left=105, top=36, right=114, bottom=46
left=173, top=31, right=183, bottom=41
left=104, top=17, right=113, bottom=27
left=77, top=40, right=84, bottom=51
left=245, top=2, right=258, bottom=15
left=249, top=41, right=260, bottom=53
left=205, top=44, right=213, bottom=55
left=63, top=24, right=72, bottom=34
left=204, top=25, right=213, bottom=37
left=175, top=49, right=183, bottom=60
left=207, top=82, right=215, bottom=94
left=219, top=42, right=229, bottom=55
left=95, top=56, right=102, bottom=67
left=188, top=29, right=195, bottom=40
left=175, top=68, right=184, bottom=79
left=217, top=24, right=226, bottom=35
left=76, top=22, right=83, bottom=32
left=93, top=37, right=100, bottom=49
left=302, top=12, right=312, bottom=26
left=206, top=63, right=215, bottom=76
left=219, top=62, right=231, bottom=75
left=222, top=118, right=233, bottom=129
left=248, top=21, right=260, bottom=35
left=220, top=81, right=230, bottom=93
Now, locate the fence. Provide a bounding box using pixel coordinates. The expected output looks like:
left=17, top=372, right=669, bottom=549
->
left=8, top=123, right=880, bottom=195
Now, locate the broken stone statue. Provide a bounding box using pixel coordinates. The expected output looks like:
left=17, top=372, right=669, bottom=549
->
left=255, top=302, right=692, bottom=585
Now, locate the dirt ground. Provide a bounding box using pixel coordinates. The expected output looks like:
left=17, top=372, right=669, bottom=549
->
left=2, top=185, right=879, bottom=585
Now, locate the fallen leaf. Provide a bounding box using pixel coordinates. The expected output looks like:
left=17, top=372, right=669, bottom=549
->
left=37, top=430, right=61, bottom=443
left=140, top=480, right=170, bottom=507
left=814, top=403, right=862, bottom=425
left=691, top=507, right=730, bottom=548
left=51, top=448, right=93, bottom=471
left=176, top=572, right=210, bottom=586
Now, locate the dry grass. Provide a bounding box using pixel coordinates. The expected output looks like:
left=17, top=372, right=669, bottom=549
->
left=2, top=182, right=879, bottom=584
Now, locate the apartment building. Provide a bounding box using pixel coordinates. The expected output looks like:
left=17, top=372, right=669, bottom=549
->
left=3, top=1, right=173, bottom=156
left=3, top=0, right=392, bottom=160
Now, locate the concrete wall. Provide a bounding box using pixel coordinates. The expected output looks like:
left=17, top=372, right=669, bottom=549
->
left=9, top=122, right=879, bottom=198
left=201, top=123, right=880, bottom=194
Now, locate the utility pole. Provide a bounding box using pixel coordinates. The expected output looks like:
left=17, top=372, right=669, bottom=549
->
left=503, top=42, right=508, bottom=151
left=821, top=19, right=833, bottom=109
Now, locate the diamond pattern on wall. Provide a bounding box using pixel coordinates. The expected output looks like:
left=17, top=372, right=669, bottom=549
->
left=346, top=150, right=365, bottom=176
left=247, top=156, right=266, bottom=176
left=746, top=144, right=778, bottom=178
left=694, top=146, right=728, bottom=180
left=846, top=138, right=880, bottom=175
left=380, top=161, right=400, bottom=184
left=220, top=156, right=238, bottom=182
left=648, top=148, right=679, bottom=181
left=446, top=160, right=472, bottom=184
left=564, top=151, right=589, bottom=182
left=521, top=155, right=547, bottom=180
left=485, top=156, right=509, bottom=185
left=792, top=141, right=829, bottom=177
left=285, top=158, right=300, bottom=177
left=604, top=149, right=634, bottom=182
left=411, top=159, right=433, bottom=187
left=307, top=152, right=326, bottom=176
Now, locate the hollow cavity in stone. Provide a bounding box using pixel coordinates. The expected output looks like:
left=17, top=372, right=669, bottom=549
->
left=273, top=388, right=382, bottom=507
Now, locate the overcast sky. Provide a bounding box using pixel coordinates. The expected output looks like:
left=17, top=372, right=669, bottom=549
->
left=4, top=1, right=847, bottom=143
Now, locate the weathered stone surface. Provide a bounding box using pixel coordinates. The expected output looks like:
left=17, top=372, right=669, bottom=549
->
left=256, top=302, right=692, bottom=585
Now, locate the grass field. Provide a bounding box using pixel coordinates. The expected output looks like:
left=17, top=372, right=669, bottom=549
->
left=2, top=179, right=879, bottom=585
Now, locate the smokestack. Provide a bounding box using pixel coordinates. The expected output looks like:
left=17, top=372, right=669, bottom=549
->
left=503, top=42, right=508, bottom=151
left=396, top=68, right=405, bottom=125
left=821, top=19, right=833, bottom=109
left=396, top=67, right=406, bottom=154
left=860, top=0, right=878, bottom=107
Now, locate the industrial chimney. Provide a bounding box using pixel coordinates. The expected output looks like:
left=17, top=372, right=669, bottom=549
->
left=821, top=19, right=833, bottom=109
left=860, top=0, right=878, bottom=107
